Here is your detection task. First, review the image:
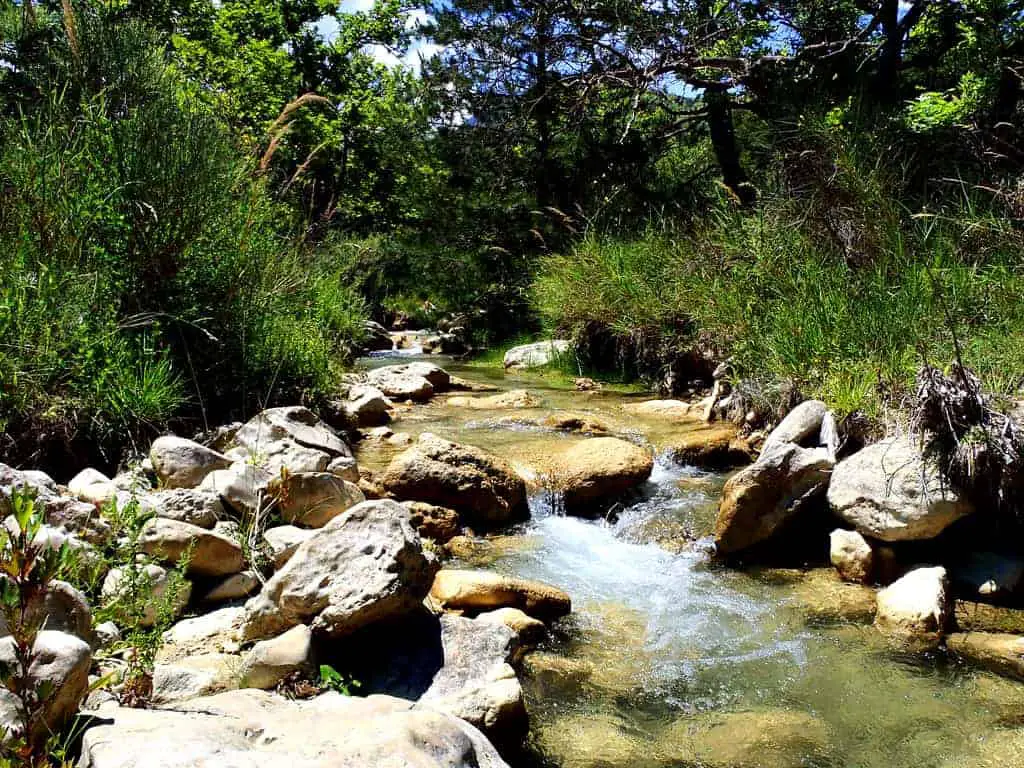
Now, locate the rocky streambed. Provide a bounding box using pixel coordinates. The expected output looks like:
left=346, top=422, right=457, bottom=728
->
left=5, top=350, right=1024, bottom=767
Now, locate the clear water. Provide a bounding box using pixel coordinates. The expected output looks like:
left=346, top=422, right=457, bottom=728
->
left=357, top=354, right=1024, bottom=768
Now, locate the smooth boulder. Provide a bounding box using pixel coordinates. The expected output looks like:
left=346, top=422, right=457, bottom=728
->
left=241, top=499, right=437, bottom=640
left=0, top=631, right=91, bottom=746
left=828, top=436, right=972, bottom=541
left=554, top=437, right=653, bottom=516
left=875, top=566, right=950, bottom=646
left=430, top=569, right=571, bottom=623
left=78, top=689, right=510, bottom=768
left=270, top=471, right=365, bottom=528
left=234, top=406, right=350, bottom=458
left=343, top=384, right=392, bottom=427
left=140, top=518, right=245, bottom=578
left=829, top=529, right=874, bottom=583
left=238, top=624, right=314, bottom=690
left=761, top=400, right=828, bottom=456
left=714, top=443, right=834, bottom=555
left=150, top=436, right=232, bottom=489
left=379, top=434, right=528, bottom=529
left=145, top=488, right=223, bottom=529
left=503, top=340, right=570, bottom=370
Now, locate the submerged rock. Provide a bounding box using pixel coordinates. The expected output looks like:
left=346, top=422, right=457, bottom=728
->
left=79, top=689, right=510, bottom=768
left=379, top=434, right=529, bottom=529
left=447, top=389, right=541, bottom=410
left=947, top=632, right=1024, bottom=681
left=828, top=436, right=973, bottom=541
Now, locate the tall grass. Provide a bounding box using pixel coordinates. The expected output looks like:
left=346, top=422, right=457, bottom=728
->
left=536, top=195, right=1024, bottom=417
left=0, top=9, right=367, bottom=471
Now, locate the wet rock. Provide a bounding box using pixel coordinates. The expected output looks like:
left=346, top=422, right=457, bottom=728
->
left=379, top=434, right=528, bottom=529
left=239, top=624, right=314, bottom=690
left=829, top=529, right=874, bottom=583
left=430, top=569, right=571, bottom=623
left=955, top=601, right=1024, bottom=635
left=947, top=632, right=1024, bottom=681
left=449, top=376, right=500, bottom=393
left=241, top=500, right=437, bottom=641
left=199, top=462, right=273, bottom=518
left=777, top=568, right=877, bottom=625
left=234, top=406, right=350, bottom=459
left=940, top=726, right=1024, bottom=768
left=663, top=709, right=835, bottom=768
left=828, top=436, right=973, bottom=541
left=270, top=471, right=364, bottom=528
left=533, top=712, right=648, bottom=768
left=761, top=400, right=828, bottom=455
left=145, top=488, right=223, bottom=529
left=140, top=518, right=245, bottom=578
left=875, top=566, right=951, bottom=646
left=667, top=423, right=754, bottom=469
left=949, top=552, right=1024, bottom=602
left=503, top=340, right=570, bottom=370
left=555, top=437, right=653, bottom=516
left=150, top=436, right=232, bottom=489
left=262, top=524, right=315, bottom=570
left=342, top=384, right=392, bottom=427
left=0, top=631, right=91, bottom=746
left=447, top=389, right=541, bottom=409
left=79, top=689, right=510, bottom=768
left=540, top=412, right=608, bottom=434
left=400, top=501, right=460, bottom=543
left=714, top=443, right=834, bottom=555
left=102, top=563, right=192, bottom=628
left=623, top=399, right=701, bottom=422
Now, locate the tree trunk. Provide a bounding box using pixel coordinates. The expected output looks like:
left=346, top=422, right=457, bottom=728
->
left=707, top=93, right=755, bottom=206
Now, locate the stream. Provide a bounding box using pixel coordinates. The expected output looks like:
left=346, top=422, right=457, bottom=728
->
left=357, top=353, right=1024, bottom=768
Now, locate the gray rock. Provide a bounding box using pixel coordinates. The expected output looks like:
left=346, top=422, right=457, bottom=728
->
left=365, top=368, right=434, bottom=402
left=344, top=384, right=392, bottom=427
left=715, top=443, right=835, bottom=555
left=150, top=436, right=232, bottom=489
left=262, top=525, right=315, bottom=570
left=255, top=439, right=332, bottom=476
left=270, top=471, right=365, bottom=528
left=201, top=570, right=261, bottom=604
left=241, top=500, right=437, bottom=641
left=234, top=406, right=350, bottom=458
left=145, top=488, right=223, bottom=529
left=828, top=436, right=973, bottom=541
left=503, top=340, right=571, bottom=370
left=0, top=631, right=91, bottom=746
left=379, top=434, right=528, bottom=529
left=162, top=607, right=244, bottom=657
left=152, top=653, right=237, bottom=704
left=199, top=463, right=273, bottom=518
left=68, top=468, right=116, bottom=505
left=78, top=688, right=510, bottom=768
left=761, top=400, right=828, bottom=456
left=140, top=518, right=245, bottom=578
left=326, top=455, right=360, bottom=483
left=238, top=624, right=314, bottom=690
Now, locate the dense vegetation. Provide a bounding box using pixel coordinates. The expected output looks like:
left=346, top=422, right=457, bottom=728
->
left=2, top=0, right=1023, bottom=471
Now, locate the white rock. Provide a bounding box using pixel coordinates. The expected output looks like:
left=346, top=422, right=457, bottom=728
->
left=150, top=436, right=232, bottom=489
left=503, top=340, right=571, bottom=370
left=761, top=400, right=828, bottom=455
left=875, top=566, right=950, bottom=645
left=829, top=529, right=874, bottom=583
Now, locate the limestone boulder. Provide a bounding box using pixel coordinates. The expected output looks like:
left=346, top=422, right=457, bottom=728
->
left=829, top=529, right=874, bottom=583
left=343, top=384, right=392, bottom=427
left=430, top=569, right=571, bottom=623
left=233, top=406, right=350, bottom=459
left=241, top=500, right=437, bottom=640
left=761, top=400, right=828, bottom=456
left=153, top=653, right=237, bottom=704
left=828, top=436, right=973, bottom=541
left=238, top=624, right=314, bottom=690
left=0, top=631, right=91, bottom=746
left=145, top=488, right=223, bottom=529
left=102, top=563, right=192, bottom=628
left=400, top=501, right=461, bottom=543
left=68, top=468, right=116, bottom=506
left=554, top=437, right=653, bottom=516
left=379, top=434, right=528, bottom=529
left=139, top=518, right=245, bottom=578
left=199, top=462, right=273, bottom=518
left=714, top=443, right=834, bottom=555
left=201, top=570, right=261, bottom=604
left=262, top=525, right=315, bottom=570
left=150, top=436, right=232, bottom=489
left=503, top=340, right=570, bottom=370
left=667, top=423, right=754, bottom=469
left=270, top=471, right=364, bottom=528
left=78, top=689, right=510, bottom=768
left=0, top=579, right=93, bottom=646
left=875, top=566, right=951, bottom=646
left=366, top=363, right=450, bottom=401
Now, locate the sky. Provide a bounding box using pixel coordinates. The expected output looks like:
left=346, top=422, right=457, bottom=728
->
left=315, top=0, right=442, bottom=75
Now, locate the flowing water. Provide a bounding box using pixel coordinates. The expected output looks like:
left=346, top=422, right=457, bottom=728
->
left=357, top=354, right=1024, bottom=768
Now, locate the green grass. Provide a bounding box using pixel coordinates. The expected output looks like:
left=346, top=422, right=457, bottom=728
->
left=535, top=198, right=1024, bottom=417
